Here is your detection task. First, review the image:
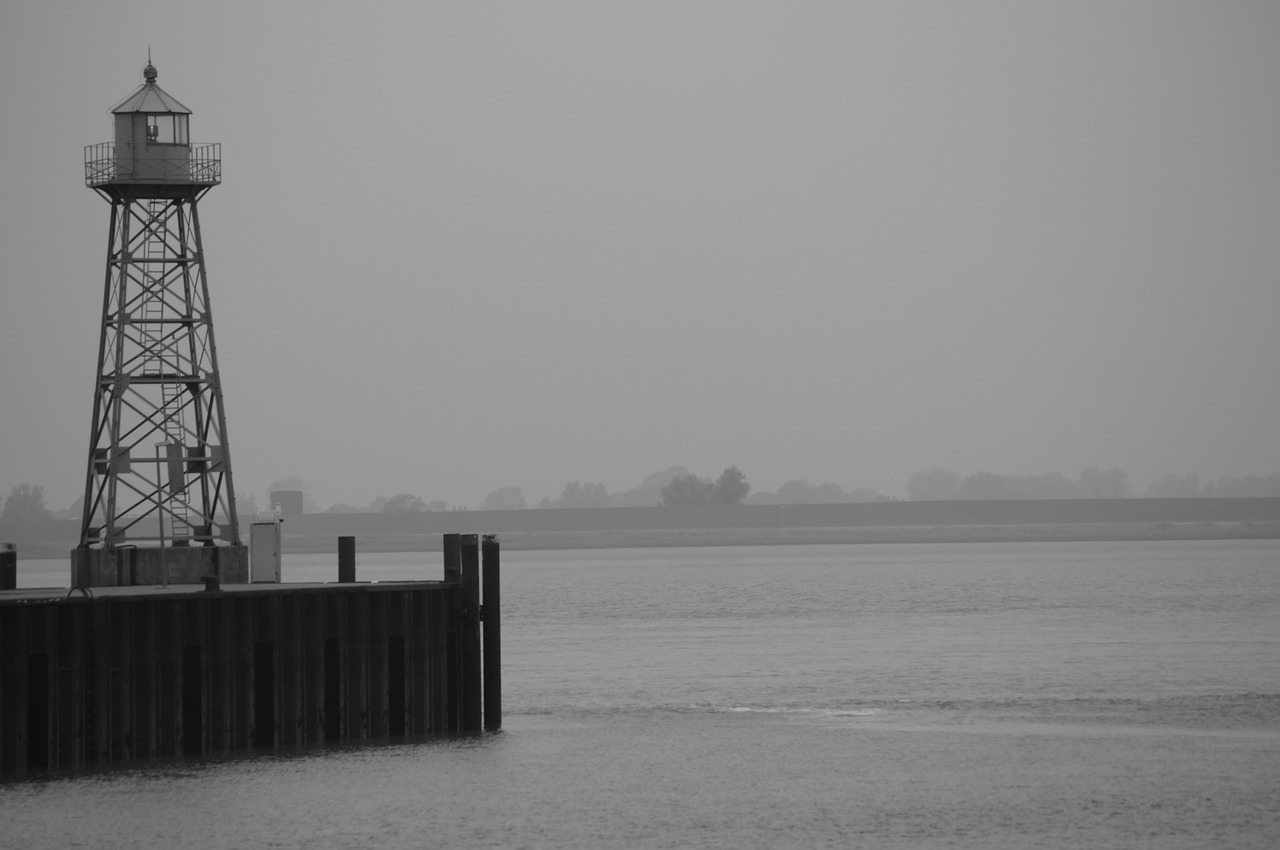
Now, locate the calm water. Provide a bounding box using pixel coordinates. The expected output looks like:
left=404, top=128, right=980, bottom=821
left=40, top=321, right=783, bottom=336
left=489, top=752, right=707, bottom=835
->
left=5, top=540, right=1280, bottom=848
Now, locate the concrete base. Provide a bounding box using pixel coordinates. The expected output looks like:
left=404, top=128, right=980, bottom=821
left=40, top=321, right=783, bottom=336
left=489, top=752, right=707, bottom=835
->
left=71, top=545, right=248, bottom=588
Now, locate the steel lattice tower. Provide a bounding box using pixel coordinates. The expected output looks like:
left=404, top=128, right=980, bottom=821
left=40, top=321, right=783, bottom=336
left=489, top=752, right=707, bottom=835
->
left=74, top=62, right=246, bottom=586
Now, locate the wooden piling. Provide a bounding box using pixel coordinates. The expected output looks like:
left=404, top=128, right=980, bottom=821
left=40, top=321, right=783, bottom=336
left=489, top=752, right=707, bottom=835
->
left=440, top=534, right=462, bottom=730
left=442, top=533, right=461, bottom=582
left=482, top=535, right=502, bottom=731
left=459, top=534, right=482, bottom=731
left=338, top=536, right=356, bottom=583
left=0, top=547, right=15, bottom=590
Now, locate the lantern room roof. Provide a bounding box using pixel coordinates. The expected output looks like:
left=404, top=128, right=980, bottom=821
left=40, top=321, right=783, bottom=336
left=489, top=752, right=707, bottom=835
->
left=111, top=64, right=192, bottom=115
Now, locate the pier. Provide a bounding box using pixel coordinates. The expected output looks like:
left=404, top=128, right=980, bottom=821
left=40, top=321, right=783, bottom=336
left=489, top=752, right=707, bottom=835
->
left=0, top=533, right=500, bottom=776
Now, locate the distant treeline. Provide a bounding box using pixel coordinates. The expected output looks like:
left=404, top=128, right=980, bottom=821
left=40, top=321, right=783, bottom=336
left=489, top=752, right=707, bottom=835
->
left=250, top=466, right=1280, bottom=516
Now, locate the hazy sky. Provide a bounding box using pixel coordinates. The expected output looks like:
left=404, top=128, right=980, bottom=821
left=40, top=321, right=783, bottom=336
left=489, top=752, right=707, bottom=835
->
left=2, top=2, right=1278, bottom=510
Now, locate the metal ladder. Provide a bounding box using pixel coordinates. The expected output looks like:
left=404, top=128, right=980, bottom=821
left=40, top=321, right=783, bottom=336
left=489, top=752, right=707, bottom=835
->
left=143, top=199, right=192, bottom=543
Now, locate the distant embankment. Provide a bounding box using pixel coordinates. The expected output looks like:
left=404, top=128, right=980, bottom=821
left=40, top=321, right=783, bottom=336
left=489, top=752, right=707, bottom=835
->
left=280, top=498, right=1279, bottom=551
left=7, top=499, right=1278, bottom=558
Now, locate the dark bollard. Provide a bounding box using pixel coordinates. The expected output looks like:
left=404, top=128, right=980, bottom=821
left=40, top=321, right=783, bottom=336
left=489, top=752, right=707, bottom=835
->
left=338, top=536, right=356, bottom=583
left=442, top=533, right=461, bottom=582
left=1, top=544, right=16, bottom=590
left=482, top=535, right=501, bottom=731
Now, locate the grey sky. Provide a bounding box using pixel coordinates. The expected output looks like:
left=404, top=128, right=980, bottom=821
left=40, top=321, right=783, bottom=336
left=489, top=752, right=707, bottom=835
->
left=2, top=2, right=1278, bottom=510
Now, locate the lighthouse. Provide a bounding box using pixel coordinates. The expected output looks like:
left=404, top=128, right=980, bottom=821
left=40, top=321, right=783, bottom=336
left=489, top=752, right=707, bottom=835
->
left=74, top=62, right=247, bottom=586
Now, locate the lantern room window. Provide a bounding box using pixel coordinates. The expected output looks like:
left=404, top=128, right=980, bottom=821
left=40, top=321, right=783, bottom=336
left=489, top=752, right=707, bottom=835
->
left=146, top=113, right=189, bottom=145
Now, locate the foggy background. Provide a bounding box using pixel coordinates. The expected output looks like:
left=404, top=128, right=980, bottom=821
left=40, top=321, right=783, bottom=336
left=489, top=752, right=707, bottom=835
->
left=2, top=2, right=1278, bottom=512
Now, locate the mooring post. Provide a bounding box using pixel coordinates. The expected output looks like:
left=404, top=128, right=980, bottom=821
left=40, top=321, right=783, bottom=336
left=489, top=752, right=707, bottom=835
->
left=338, top=536, right=356, bottom=583
left=442, top=533, right=461, bottom=582
left=482, top=535, right=501, bottom=731
left=459, top=534, right=482, bottom=731
left=0, top=545, right=15, bottom=590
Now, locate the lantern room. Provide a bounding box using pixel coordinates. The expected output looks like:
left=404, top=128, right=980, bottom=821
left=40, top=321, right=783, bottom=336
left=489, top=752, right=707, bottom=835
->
left=86, top=61, right=220, bottom=191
